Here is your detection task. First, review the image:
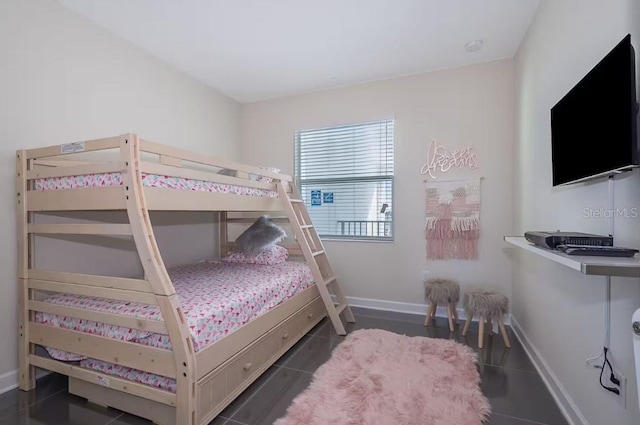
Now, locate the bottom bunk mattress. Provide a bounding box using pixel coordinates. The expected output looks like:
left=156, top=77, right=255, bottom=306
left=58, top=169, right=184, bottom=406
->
left=35, top=260, right=315, bottom=391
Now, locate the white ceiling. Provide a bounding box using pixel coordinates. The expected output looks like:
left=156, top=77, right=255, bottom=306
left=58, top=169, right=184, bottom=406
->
left=57, top=0, right=540, bottom=103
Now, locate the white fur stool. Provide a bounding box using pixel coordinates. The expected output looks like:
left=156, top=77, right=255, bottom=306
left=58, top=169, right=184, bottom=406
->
left=423, top=278, right=460, bottom=332
left=462, top=289, right=511, bottom=349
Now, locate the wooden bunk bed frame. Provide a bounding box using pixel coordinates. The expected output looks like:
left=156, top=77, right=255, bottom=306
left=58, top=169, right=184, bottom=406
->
left=16, top=133, right=355, bottom=425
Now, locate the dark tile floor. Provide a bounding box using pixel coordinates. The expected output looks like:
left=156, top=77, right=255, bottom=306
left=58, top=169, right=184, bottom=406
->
left=0, top=307, right=569, bottom=425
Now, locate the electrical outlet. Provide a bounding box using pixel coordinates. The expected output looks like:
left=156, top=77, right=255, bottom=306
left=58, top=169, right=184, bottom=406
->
left=422, top=270, right=430, bottom=281
left=612, top=368, right=627, bottom=409
left=602, top=367, right=627, bottom=408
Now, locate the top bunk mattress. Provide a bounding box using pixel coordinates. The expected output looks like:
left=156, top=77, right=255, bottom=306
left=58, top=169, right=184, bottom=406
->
left=36, top=260, right=314, bottom=362
left=34, top=172, right=278, bottom=198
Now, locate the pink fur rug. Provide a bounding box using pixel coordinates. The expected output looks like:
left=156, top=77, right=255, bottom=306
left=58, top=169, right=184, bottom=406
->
left=275, top=329, right=491, bottom=425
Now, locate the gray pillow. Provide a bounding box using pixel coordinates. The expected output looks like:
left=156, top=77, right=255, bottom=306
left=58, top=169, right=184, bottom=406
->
left=235, top=215, right=286, bottom=258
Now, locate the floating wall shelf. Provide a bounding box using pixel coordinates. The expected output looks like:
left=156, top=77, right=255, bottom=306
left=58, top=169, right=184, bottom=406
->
left=504, top=236, right=640, bottom=278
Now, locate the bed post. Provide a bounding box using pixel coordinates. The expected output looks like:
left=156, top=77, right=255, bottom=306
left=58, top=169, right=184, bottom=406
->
left=218, top=212, right=228, bottom=258
left=120, top=134, right=197, bottom=425
left=17, top=149, right=35, bottom=391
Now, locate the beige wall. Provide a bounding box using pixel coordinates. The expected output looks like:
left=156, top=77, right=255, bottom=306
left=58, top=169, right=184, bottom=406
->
left=9, top=4, right=638, bottom=423
left=0, top=0, right=240, bottom=386
left=514, top=0, right=640, bottom=423
left=240, top=60, right=515, bottom=311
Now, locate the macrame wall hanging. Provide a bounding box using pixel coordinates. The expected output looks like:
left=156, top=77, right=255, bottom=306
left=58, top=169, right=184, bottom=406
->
left=425, top=178, right=481, bottom=260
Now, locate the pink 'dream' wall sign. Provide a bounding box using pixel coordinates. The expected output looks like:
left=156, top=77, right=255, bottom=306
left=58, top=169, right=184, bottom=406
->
left=420, top=139, right=478, bottom=179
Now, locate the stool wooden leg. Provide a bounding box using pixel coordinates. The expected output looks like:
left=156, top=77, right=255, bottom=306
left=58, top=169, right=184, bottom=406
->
left=478, top=317, right=485, bottom=348
left=447, top=303, right=454, bottom=332
left=462, top=313, right=473, bottom=336
left=452, top=304, right=459, bottom=324
left=424, top=302, right=436, bottom=327
left=498, top=318, right=511, bottom=348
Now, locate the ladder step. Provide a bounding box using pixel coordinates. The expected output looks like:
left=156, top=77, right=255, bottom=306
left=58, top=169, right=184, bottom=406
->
left=227, top=217, right=289, bottom=223
left=277, top=182, right=350, bottom=336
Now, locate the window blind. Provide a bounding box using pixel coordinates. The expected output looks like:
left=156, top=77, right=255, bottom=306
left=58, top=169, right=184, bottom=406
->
left=294, top=119, right=394, bottom=240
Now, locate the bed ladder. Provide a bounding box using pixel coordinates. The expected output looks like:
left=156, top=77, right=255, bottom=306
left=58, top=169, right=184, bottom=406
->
left=277, top=183, right=355, bottom=336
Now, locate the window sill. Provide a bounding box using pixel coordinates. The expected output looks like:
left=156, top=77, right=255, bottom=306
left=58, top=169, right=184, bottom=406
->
left=321, top=237, right=395, bottom=244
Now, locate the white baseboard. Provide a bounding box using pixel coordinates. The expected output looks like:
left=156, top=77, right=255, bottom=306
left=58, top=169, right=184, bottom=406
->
left=510, top=315, right=589, bottom=425
left=0, top=369, right=18, bottom=396
left=341, top=295, right=510, bottom=325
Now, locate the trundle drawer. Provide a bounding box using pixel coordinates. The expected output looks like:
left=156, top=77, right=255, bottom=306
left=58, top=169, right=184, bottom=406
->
left=287, top=295, right=326, bottom=338
left=197, top=296, right=325, bottom=423
left=226, top=324, right=281, bottom=391
left=197, top=368, right=226, bottom=418
left=275, top=295, right=325, bottom=349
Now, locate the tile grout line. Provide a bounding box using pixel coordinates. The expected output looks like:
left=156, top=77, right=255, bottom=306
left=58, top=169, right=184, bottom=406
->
left=103, top=412, right=125, bottom=425
left=7, top=387, right=67, bottom=420
left=491, top=412, right=551, bottom=425
left=221, top=335, right=321, bottom=424
left=216, top=332, right=323, bottom=421
left=275, top=364, right=314, bottom=375
left=355, top=311, right=519, bottom=336
left=276, top=333, right=319, bottom=368
left=353, top=312, right=427, bottom=325
left=482, top=363, right=541, bottom=375
left=353, top=311, right=461, bottom=327
left=220, top=360, right=284, bottom=422
left=223, top=418, right=250, bottom=425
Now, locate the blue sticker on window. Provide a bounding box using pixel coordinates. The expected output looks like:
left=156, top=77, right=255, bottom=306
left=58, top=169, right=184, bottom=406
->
left=322, top=192, right=334, bottom=204
left=311, top=190, right=322, bottom=206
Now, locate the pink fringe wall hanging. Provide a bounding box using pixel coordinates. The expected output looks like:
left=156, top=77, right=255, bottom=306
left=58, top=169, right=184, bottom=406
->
left=425, top=178, right=481, bottom=260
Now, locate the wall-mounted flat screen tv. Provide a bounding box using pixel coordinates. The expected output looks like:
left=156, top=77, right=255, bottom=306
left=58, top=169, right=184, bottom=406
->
left=551, top=34, right=638, bottom=186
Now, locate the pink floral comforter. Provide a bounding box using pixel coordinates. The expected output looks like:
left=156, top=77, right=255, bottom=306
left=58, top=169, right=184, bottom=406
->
left=36, top=260, right=314, bottom=363
left=34, top=172, right=278, bottom=198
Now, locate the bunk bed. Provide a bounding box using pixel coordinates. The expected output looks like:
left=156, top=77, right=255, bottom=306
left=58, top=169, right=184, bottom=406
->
left=16, top=133, right=355, bottom=425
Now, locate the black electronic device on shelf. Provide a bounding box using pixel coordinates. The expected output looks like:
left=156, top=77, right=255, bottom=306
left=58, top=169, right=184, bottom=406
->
left=556, top=244, right=639, bottom=257
left=524, top=231, right=613, bottom=250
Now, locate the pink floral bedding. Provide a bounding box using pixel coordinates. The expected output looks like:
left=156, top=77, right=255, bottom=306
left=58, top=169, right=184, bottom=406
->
left=34, top=172, right=278, bottom=198
left=36, top=260, right=314, bottom=364
left=80, top=358, right=179, bottom=392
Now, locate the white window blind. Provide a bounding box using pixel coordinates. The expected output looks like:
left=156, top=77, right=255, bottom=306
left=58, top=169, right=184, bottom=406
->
left=294, top=119, right=394, bottom=240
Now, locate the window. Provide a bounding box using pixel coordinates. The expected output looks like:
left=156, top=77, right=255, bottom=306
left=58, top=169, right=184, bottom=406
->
left=294, top=119, right=394, bottom=240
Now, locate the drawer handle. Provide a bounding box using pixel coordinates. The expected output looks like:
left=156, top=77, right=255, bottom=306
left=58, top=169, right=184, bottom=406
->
left=243, top=362, right=252, bottom=371
left=307, top=313, right=314, bottom=319
left=282, top=332, right=289, bottom=339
